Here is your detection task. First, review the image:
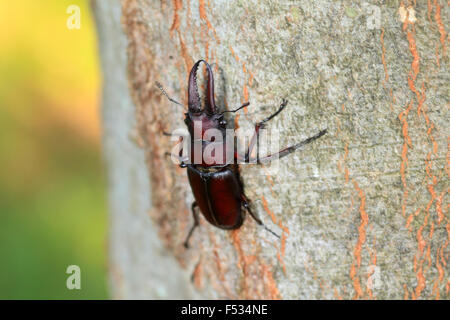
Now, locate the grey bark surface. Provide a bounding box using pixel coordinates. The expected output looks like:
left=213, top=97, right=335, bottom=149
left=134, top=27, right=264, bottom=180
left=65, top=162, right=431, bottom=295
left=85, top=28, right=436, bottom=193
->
left=94, top=0, right=449, bottom=299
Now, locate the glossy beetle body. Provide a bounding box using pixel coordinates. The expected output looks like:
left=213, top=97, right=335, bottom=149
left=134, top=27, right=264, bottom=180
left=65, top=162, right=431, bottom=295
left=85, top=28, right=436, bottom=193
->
left=158, top=60, right=327, bottom=248
left=181, top=60, right=249, bottom=239
left=187, top=165, right=244, bottom=229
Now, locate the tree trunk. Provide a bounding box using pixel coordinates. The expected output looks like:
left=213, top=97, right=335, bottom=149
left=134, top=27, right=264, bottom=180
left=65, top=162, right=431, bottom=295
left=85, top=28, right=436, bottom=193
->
left=94, top=0, right=449, bottom=299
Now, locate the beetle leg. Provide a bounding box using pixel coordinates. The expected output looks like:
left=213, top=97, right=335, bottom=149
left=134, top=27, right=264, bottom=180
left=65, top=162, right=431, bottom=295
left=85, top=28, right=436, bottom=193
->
left=241, top=194, right=279, bottom=238
left=220, top=102, right=250, bottom=115
left=242, top=99, right=289, bottom=163
left=155, top=81, right=183, bottom=106
left=184, top=202, right=199, bottom=249
left=259, top=98, right=289, bottom=125
left=165, top=138, right=190, bottom=167
left=256, top=129, right=327, bottom=164
left=164, top=152, right=189, bottom=165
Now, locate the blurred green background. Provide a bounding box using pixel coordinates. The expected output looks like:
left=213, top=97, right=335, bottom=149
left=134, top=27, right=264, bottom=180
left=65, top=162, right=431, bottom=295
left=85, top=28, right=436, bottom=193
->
left=0, top=1, right=108, bottom=298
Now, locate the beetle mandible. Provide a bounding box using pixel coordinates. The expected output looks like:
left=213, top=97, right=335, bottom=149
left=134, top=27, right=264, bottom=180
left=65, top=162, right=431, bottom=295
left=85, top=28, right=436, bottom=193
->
left=157, top=60, right=326, bottom=248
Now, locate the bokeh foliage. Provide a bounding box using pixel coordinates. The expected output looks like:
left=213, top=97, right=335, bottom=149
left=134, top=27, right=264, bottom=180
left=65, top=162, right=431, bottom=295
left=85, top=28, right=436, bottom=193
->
left=0, top=0, right=108, bottom=299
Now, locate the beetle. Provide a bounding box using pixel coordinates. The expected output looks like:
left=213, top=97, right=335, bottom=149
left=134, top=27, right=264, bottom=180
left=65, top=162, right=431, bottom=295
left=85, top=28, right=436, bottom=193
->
left=157, top=60, right=326, bottom=248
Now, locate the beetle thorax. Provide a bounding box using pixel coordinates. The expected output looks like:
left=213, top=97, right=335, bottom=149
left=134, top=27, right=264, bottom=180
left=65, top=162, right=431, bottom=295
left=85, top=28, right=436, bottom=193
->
left=187, top=112, right=224, bottom=141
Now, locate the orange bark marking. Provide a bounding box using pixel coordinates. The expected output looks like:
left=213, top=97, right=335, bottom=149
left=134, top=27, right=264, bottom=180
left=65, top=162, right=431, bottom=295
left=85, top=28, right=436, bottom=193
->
left=261, top=196, right=289, bottom=274
left=248, top=70, right=255, bottom=86
left=208, top=231, right=235, bottom=298
left=414, top=265, right=426, bottom=299
left=404, top=284, right=410, bottom=300
left=243, top=85, right=249, bottom=103
left=350, top=265, right=364, bottom=300
left=304, top=259, right=330, bottom=298
left=337, top=140, right=350, bottom=185
left=353, top=181, right=369, bottom=268
left=192, top=257, right=204, bottom=289
left=231, top=230, right=282, bottom=299
left=429, top=221, right=435, bottom=239
left=229, top=45, right=240, bottom=62
left=200, top=0, right=219, bottom=43
left=389, top=88, right=395, bottom=112
left=169, top=0, right=182, bottom=36
left=427, top=0, right=433, bottom=22
left=434, top=0, right=447, bottom=56
left=198, top=0, right=215, bottom=60
left=186, top=0, right=199, bottom=53
left=405, top=214, right=414, bottom=230
left=234, top=113, right=240, bottom=129
left=228, top=46, right=250, bottom=114
left=407, top=30, right=420, bottom=80
left=418, top=83, right=426, bottom=118
left=417, top=217, right=428, bottom=255
left=231, top=230, right=249, bottom=297
left=435, top=43, right=441, bottom=67
left=399, top=100, right=413, bottom=217
left=350, top=180, right=369, bottom=300
left=242, top=63, right=250, bottom=105
left=436, top=247, right=445, bottom=281
left=334, top=287, right=343, bottom=300
left=366, top=236, right=378, bottom=299
left=177, top=31, right=193, bottom=72
left=401, top=2, right=415, bottom=31
left=443, top=221, right=450, bottom=265
left=426, top=244, right=432, bottom=267
left=406, top=207, right=421, bottom=230
left=404, top=18, right=443, bottom=295
left=414, top=207, right=430, bottom=299
left=261, top=264, right=282, bottom=299
left=204, top=40, right=210, bottom=62
left=169, top=0, right=193, bottom=72
left=262, top=167, right=276, bottom=188
left=432, top=279, right=440, bottom=300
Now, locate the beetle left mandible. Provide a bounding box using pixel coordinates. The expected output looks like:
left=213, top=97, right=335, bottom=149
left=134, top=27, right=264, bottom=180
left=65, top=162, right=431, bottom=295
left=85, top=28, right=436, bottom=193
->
left=157, top=60, right=327, bottom=248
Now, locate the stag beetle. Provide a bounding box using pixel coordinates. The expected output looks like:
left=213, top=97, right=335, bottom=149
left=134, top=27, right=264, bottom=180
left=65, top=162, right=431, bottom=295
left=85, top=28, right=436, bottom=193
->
left=157, top=60, right=326, bottom=248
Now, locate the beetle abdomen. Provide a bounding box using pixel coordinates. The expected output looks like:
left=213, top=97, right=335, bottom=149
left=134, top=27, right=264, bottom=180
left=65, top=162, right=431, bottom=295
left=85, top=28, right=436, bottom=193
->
left=187, top=166, right=244, bottom=229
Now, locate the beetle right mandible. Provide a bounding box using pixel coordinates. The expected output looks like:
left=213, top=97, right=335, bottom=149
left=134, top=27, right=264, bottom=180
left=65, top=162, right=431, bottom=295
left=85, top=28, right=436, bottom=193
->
left=157, top=60, right=326, bottom=248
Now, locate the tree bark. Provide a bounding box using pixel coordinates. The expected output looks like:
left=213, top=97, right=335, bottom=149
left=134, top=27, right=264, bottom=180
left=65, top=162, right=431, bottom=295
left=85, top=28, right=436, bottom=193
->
left=94, top=0, right=449, bottom=299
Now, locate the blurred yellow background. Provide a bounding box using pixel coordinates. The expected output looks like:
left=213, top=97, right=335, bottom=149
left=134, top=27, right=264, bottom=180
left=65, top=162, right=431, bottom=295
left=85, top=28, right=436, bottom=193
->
left=0, top=1, right=108, bottom=298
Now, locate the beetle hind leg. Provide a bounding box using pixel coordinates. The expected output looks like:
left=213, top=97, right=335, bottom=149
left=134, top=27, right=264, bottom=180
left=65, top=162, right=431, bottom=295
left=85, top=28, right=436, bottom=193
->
left=241, top=194, right=279, bottom=238
left=184, top=201, right=200, bottom=249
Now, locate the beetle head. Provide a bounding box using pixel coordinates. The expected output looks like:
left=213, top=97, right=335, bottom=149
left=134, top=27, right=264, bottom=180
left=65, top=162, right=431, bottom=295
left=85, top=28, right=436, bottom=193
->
left=188, top=60, right=216, bottom=115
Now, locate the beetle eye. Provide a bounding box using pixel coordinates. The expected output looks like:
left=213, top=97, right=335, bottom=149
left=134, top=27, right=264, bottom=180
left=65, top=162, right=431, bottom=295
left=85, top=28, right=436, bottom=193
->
left=219, top=119, right=227, bottom=126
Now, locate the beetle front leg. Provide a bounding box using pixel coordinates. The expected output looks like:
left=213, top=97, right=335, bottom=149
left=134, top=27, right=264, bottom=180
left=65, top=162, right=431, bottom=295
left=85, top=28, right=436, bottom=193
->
left=184, top=201, right=199, bottom=249
left=164, top=152, right=190, bottom=168
left=164, top=136, right=190, bottom=168
left=242, top=99, right=288, bottom=163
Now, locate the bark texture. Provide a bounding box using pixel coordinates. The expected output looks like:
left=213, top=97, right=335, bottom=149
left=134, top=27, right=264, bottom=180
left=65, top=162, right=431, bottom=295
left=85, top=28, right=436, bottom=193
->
left=95, top=0, right=449, bottom=299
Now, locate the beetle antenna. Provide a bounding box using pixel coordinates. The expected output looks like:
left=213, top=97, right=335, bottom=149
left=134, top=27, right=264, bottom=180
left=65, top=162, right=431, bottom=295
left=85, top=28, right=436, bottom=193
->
left=155, top=81, right=183, bottom=106
left=220, top=102, right=250, bottom=115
